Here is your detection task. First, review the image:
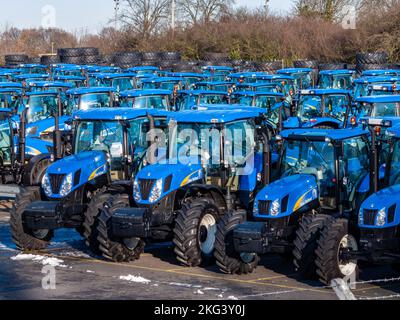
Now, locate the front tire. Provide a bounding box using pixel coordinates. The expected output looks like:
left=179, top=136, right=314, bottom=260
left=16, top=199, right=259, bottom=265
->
left=215, top=210, right=259, bottom=274
left=10, top=187, right=54, bottom=250
left=293, top=214, right=334, bottom=279
left=315, top=218, right=359, bottom=285
left=97, top=194, right=145, bottom=262
left=173, top=198, right=221, bottom=267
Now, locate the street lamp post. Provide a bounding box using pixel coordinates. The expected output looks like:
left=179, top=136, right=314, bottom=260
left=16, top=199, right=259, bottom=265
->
left=114, top=0, right=120, bottom=29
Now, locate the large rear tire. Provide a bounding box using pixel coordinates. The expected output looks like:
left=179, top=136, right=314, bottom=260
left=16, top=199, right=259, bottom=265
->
left=315, top=218, right=359, bottom=285
left=97, top=194, right=145, bottom=262
left=173, top=198, right=221, bottom=267
left=215, top=210, right=259, bottom=275
left=293, top=214, right=334, bottom=279
left=10, top=187, right=53, bottom=250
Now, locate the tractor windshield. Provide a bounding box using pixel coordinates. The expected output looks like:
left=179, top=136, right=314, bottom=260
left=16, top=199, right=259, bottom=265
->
left=74, top=118, right=149, bottom=171
left=121, top=95, right=169, bottom=110
left=79, top=93, right=112, bottom=110
left=254, top=95, right=282, bottom=109
left=292, top=73, right=312, bottom=90
left=100, top=77, right=135, bottom=91
left=281, top=139, right=336, bottom=207
left=371, top=102, right=400, bottom=117
left=26, top=94, right=59, bottom=123
left=319, top=74, right=353, bottom=90
left=0, top=114, right=12, bottom=165
left=179, top=94, right=227, bottom=110
left=297, top=94, right=348, bottom=122
left=255, top=85, right=280, bottom=93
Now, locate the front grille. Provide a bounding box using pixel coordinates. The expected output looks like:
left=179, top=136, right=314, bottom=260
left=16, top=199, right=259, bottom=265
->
left=49, top=174, right=66, bottom=194
left=363, top=209, right=378, bottom=226
left=139, top=179, right=156, bottom=201
left=258, top=200, right=271, bottom=216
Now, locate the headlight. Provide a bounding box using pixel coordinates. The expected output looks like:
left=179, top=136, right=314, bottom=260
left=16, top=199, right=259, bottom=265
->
left=149, top=179, right=163, bottom=203
left=26, top=126, right=38, bottom=136
left=133, top=179, right=140, bottom=202
left=59, top=173, right=73, bottom=197
left=253, top=202, right=258, bottom=215
left=376, top=208, right=386, bottom=227
left=358, top=211, right=364, bottom=225
left=42, top=173, right=52, bottom=197
left=270, top=199, right=280, bottom=217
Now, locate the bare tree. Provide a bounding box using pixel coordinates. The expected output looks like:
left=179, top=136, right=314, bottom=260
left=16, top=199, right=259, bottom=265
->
left=178, top=0, right=235, bottom=25
left=294, top=0, right=361, bottom=22
left=118, top=0, right=170, bottom=39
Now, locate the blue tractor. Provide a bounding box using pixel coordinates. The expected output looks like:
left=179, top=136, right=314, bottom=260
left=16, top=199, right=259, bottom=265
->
left=93, top=109, right=276, bottom=264
left=92, top=73, right=138, bottom=92
left=276, top=68, right=315, bottom=91
left=26, top=81, right=73, bottom=93
left=234, top=82, right=283, bottom=94
left=141, top=77, right=185, bottom=91
left=18, top=64, right=48, bottom=75
left=353, top=77, right=400, bottom=98
left=125, top=66, right=159, bottom=76
left=119, top=89, right=172, bottom=110
left=175, top=90, right=230, bottom=110
left=202, top=66, right=233, bottom=77
left=215, top=128, right=372, bottom=277
left=314, top=118, right=400, bottom=284
left=228, top=72, right=269, bottom=84
left=10, top=108, right=169, bottom=251
left=362, top=69, right=400, bottom=77
left=284, top=89, right=354, bottom=129
left=354, top=95, right=400, bottom=119
left=53, top=75, right=86, bottom=88
left=193, top=81, right=236, bottom=93
left=318, top=70, right=356, bottom=90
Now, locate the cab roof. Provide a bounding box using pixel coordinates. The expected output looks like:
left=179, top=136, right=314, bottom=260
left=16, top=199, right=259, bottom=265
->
left=125, top=66, right=159, bottom=72
left=0, top=82, right=23, bottom=89
left=281, top=128, right=369, bottom=141
left=73, top=107, right=169, bottom=121
left=255, top=74, right=295, bottom=81
left=367, top=83, right=400, bottom=91
left=92, top=73, right=137, bottom=79
left=195, top=81, right=235, bottom=86
left=387, top=123, right=400, bottom=138
left=319, top=70, right=356, bottom=75
left=141, top=77, right=184, bottom=83
left=277, top=68, right=313, bottom=74
left=356, top=95, right=400, bottom=103
left=229, top=72, right=269, bottom=79
left=13, top=74, right=50, bottom=80
left=168, top=72, right=207, bottom=78
left=354, top=76, right=400, bottom=84
left=0, top=88, right=23, bottom=94
left=232, top=91, right=284, bottom=97
left=300, top=89, right=351, bottom=95
left=177, top=90, right=229, bottom=96
left=53, top=75, right=86, bottom=81
left=27, top=81, right=73, bottom=88
left=168, top=108, right=264, bottom=124
left=119, top=89, right=172, bottom=97
left=362, top=70, right=400, bottom=77
left=66, top=87, right=116, bottom=95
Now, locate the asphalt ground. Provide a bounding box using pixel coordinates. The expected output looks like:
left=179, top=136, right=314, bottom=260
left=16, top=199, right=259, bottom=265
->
left=0, top=200, right=400, bottom=300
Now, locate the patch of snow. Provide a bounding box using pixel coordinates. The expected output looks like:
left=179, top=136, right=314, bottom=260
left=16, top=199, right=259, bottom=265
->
left=119, top=275, right=151, bottom=284
left=228, top=296, right=239, bottom=300
left=218, top=294, right=224, bottom=298
left=195, top=290, right=204, bottom=295
left=203, top=287, right=220, bottom=291
left=11, top=254, right=67, bottom=268
left=168, top=282, right=193, bottom=288
left=86, top=270, right=95, bottom=274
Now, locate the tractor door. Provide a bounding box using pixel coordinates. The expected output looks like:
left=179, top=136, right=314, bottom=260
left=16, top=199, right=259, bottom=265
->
left=339, top=137, right=370, bottom=211
left=0, top=113, right=13, bottom=167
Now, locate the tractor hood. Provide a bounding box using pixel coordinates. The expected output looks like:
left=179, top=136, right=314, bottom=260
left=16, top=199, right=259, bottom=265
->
left=25, top=137, right=53, bottom=157
left=26, top=116, right=70, bottom=138
left=135, top=160, right=203, bottom=205
left=43, top=151, right=108, bottom=199
left=253, top=174, right=319, bottom=219
left=359, top=184, right=400, bottom=229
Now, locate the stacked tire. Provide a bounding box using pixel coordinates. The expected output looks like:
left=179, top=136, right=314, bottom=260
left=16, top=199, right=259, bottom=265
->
left=58, top=47, right=100, bottom=65
left=253, top=60, right=284, bottom=73
left=112, top=52, right=143, bottom=68
left=5, top=54, right=29, bottom=66
left=356, top=52, right=389, bottom=74
left=40, top=55, right=60, bottom=65
left=159, top=52, right=181, bottom=71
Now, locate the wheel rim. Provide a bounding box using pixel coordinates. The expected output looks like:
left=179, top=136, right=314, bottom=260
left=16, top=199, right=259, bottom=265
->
left=240, top=252, right=256, bottom=264
left=337, top=234, right=358, bottom=277
left=199, top=213, right=217, bottom=255
left=32, top=229, right=50, bottom=240
left=123, top=238, right=140, bottom=251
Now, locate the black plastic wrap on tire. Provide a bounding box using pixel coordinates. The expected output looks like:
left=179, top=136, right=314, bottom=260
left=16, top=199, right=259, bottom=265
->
left=356, top=63, right=389, bottom=73
left=318, top=63, right=347, bottom=70
left=293, top=60, right=319, bottom=69
left=58, top=47, right=100, bottom=57
left=40, top=55, right=60, bottom=65
left=356, top=52, right=388, bottom=65
left=160, top=52, right=181, bottom=61
left=112, top=52, right=143, bottom=65
left=5, top=54, right=29, bottom=64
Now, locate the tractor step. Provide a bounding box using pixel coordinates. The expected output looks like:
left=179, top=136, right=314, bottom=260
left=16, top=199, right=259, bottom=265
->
left=23, top=201, right=63, bottom=230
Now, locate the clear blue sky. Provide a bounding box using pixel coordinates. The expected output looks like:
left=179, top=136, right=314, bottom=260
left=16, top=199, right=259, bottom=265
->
left=0, top=0, right=294, bottom=34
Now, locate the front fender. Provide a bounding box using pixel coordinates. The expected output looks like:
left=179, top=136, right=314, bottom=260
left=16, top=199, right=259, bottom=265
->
left=253, top=174, right=318, bottom=219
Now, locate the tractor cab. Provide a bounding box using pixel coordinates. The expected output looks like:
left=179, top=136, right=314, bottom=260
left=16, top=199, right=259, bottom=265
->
left=12, top=74, right=50, bottom=86
left=285, top=89, right=353, bottom=129
left=119, top=89, right=172, bottom=110
left=355, top=96, right=400, bottom=120
left=234, top=82, right=283, bottom=94
left=175, top=90, right=230, bottom=110
left=254, top=75, right=295, bottom=96
left=353, top=77, right=400, bottom=98
left=53, top=75, right=86, bottom=88
left=26, top=81, right=73, bottom=93
left=65, top=87, right=117, bottom=114
left=166, top=72, right=208, bottom=89
left=84, top=66, right=121, bottom=74
left=125, top=66, right=159, bottom=76
left=367, top=83, right=400, bottom=96
left=318, top=70, right=356, bottom=90
left=141, top=77, right=185, bottom=91
left=277, top=68, right=314, bottom=91
left=202, top=66, right=233, bottom=77
left=52, top=65, right=84, bottom=77
left=193, top=81, right=235, bottom=93
left=228, top=72, right=269, bottom=84
left=0, top=87, right=24, bottom=115
left=94, top=73, right=138, bottom=92
left=18, top=64, right=48, bottom=75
